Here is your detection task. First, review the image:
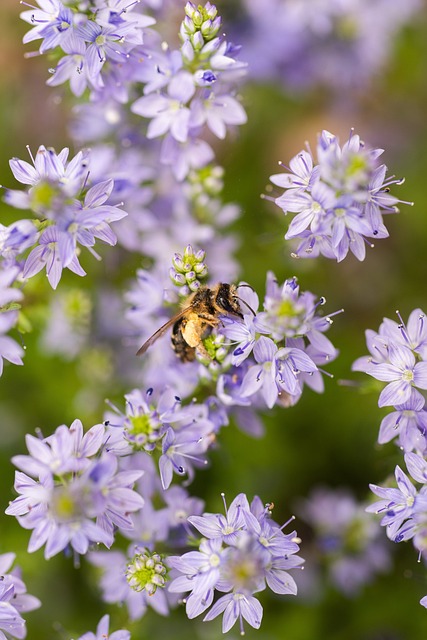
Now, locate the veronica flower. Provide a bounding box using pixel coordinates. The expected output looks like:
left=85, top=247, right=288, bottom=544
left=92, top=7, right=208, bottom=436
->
left=89, top=549, right=171, bottom=621
left=170, top=493, right=303, bottom=633
left=11, top=419, right=105, bottom=477
left=188, top=493, right=249, bottom=545
left=364, top=343, right=427, bottom=408
left=6, top=145, right=89, bottom=213
left=378, top=395, right=427, bottom=452
left=76, top=614, right=130, bottom=640
left=6, top=420, right=144, bottom=557
left=20, top=0, right=73, bottom=53
left=203, top=591, right=263, bottom=634
left=23, top=226, right=86, bottom=290
left=47, top=32, right=91, bottom=97
left=132, top=71, right=195, bottom=143
left=0, top=552, right=41, bottom=634
left=272, top=129, right=411, bottom=261
left=367, top=465, right=427, bottom=542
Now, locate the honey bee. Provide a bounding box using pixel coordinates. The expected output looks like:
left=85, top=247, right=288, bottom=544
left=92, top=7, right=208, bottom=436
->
left=136, top=283, right=244, bottom=363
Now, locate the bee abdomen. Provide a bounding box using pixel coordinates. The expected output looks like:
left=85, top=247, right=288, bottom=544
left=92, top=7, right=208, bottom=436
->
left=172, top=318, right=196, bottom=362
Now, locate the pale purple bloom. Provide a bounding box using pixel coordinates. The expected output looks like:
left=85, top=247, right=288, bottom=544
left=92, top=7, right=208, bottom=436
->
left=89, top=549, right=171, bottom=621
left=299, top=487, right=391, bottom=595
left=367, top=465, right=421, bottom=541
left=378, top=395, right=427, bottom=453
left=46, top=32, right=91, bottom=96
left=6, top=420, right=144, bottom=557
left=159, top=421, right=213, bottom=490
left=6, top=146, right=89, bottom=211
left=365, top=343, right=427, bottom=408
left=272, top=129, right=410, bottom=261
left=188, top=493, right=250, bottom=545
left=23, top=226, right=86, bottom=289
left=0, top=584, right=26, bottom=640
left=190, top=94, right=247, bottom=139
left=76, top=614, right=130, bottom=640
left=12, top=419, right=105, bottom=477
left=169, top=493, right=303, bottom=632
left=203, top=591, right=263, bottom=633
left=0, top=553, right=41, bottom=640
left=132, top=71, right=195, bottom=143
left=20, top=0, right=73, bottom=53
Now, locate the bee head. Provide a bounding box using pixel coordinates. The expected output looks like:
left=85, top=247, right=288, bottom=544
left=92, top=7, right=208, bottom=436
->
left=215, top=283, right=243, bottom=318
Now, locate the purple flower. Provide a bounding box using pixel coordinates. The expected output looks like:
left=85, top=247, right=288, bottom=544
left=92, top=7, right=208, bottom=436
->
left=169, top=493, right=303, bottom=632
left=12, top=419, right=104, bottom=476
left=365, top=343, right=427, bottom=408
left=272, top=129, right=411, bottom=261
left=23, top=226, right=86, bottom=289
left=367, top=465, right=420, bottom=541
left=6, top=145, right=89, bottom=212
left=0, top=553, right=41, bottom=640
left=6, top=421, right=144, bottom=557
left=76, top=614, right=130, bottom=640
left=378, top=395, right=427, bottom=452
left=203, top=592, right=263, bottom=634
left=132, top=71, right=195, bottom=143
left=299, top=487, right=391, bottom=595
left=89, top=548, right=171, bottom=621
left=188, top=493, right=250, bottom=545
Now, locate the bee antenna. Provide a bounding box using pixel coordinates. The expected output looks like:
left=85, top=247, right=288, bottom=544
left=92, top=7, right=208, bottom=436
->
left=236, top=296, right=256, bottom=316
left=236, top=283, right=255, bottom=292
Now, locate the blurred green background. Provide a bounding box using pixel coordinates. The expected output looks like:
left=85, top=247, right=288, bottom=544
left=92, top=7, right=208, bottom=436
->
left=1, top=1, right=427, bottom=638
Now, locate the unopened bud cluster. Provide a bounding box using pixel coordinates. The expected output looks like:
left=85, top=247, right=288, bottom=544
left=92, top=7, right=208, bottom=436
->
left=180, top=2, right=222, bottom=65
left=126, top=549, right=167, bottom=596
left=170, top=245, right=208, bottom=295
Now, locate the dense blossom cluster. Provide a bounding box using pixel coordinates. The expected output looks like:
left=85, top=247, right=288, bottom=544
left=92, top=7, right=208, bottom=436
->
left=0, top=553, right=40, bottom=640
left=1, top=0, right=424, bottom=638
left=271, top=129, right=410, bottom=261
left=127, top=252, right=339, bottom=425
left=298, top=487, right=391, bottom=596
left=239, top=0, right=421, bottom=90
left=168, top=494, right=303, bottom=634
left=354, top=309, right=427, bottom=605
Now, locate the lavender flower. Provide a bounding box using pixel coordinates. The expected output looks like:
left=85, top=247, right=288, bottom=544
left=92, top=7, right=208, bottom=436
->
left=76, top=614, right=130, bottom=640
left=271, top=129, right=411, bottom=261
left=298, top=487, right=391, bottom=595
left=4, top=146, right=127, bottom=288
left=168, top=494, right=303, bottom=634
left=0, top=266, right=25, bottom=376
left=5, top=421, right=144, bottom=557
left=90, top=549, right=170, bottom=620
left=353, top=309, right=427, bottom=414
left=0, top=553, right=41, bottom=640
left=240, top=0, right=421, bottom=91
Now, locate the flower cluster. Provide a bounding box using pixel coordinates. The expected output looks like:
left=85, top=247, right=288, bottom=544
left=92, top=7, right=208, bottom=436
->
left=367, top=452, right=427, bottom=606
left=271, top=129, right=410, bottom=261
left=128, top=250, right=340, bottom=421
left=4, top=145, right=126, bottom=289
left=104, top=387, right=214, bottom=489
left=0, top=553, right=40, bottom=640
left=131, top=2, right=247, bottom=176
left=298, top=487, right=391, bottom=596
left=354, top=309, right=427, bottom=606
left=76, top=614, right=130, bottom=640
left=21, top=0, right=154, bottom=99
left=5, top=419, right=144, bottom=558
left=239, top=0, right=421, bottom=90
left=353, top=308, right=427, bottom=452
left=168, top=494, right=303, bottom=634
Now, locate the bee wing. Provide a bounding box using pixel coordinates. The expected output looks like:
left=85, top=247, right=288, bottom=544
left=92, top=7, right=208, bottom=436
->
left=136, top=307, right=190, bottom=356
